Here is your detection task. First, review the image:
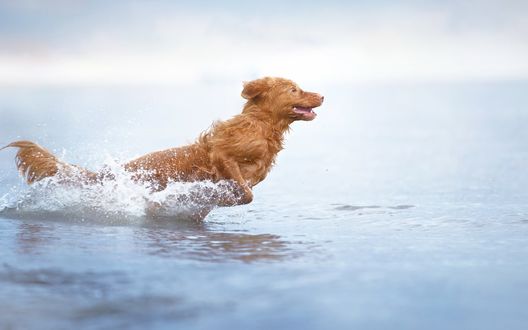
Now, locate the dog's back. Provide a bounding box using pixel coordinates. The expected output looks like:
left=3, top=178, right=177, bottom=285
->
left=124, top=143, right=215, bottom=189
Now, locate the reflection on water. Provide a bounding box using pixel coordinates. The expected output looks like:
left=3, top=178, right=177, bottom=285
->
left=16, top=222, right=58, bottom=255
left=140, top=229, right=294, bottom=262
left=5, top=213, right=299, bottom=263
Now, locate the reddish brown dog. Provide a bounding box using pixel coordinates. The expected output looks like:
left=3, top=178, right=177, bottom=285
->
left=2, top=77, right=324, bottom=208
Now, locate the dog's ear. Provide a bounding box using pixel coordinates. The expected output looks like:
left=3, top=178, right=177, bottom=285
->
left=241, top=78, right=271, bottom=100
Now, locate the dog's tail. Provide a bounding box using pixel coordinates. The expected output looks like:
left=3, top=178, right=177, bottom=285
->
left=1, top=140, right=98, bottom=184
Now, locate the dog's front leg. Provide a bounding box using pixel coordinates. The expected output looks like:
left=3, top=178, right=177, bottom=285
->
left=212, top=156, right=253, bottom=206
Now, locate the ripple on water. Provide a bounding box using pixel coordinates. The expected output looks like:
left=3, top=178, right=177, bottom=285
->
left=333, top=204, right=415, bottom=212
left=0, top=264, right=228, bottom=328
left=0, top=264, right=128, bottom=296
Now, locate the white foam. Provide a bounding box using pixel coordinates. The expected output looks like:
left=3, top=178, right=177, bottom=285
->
left=0, top=193, right=8, bottom=211
left=0, top=161, right=238, bottom=221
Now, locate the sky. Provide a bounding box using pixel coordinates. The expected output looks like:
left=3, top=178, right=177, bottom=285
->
left=0, top=0, right=527, bottom=85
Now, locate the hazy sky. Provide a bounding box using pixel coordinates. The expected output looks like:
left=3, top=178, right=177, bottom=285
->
left=0, top=0, right=527, bottom=85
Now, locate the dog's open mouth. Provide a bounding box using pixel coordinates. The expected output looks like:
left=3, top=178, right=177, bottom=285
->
left=293, top=106, right=317, bottom=120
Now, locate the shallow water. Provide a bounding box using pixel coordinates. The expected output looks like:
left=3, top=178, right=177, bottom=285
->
left=1, top=81, right=528, bottom=329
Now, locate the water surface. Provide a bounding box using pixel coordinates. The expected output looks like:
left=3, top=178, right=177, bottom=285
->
left=1, top=81, right=527, bottom=329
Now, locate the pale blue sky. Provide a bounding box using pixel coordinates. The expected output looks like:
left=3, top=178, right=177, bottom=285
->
left=1, top=0, right=527, bottom=84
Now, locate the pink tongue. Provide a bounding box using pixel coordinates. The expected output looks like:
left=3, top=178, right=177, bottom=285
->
left=294, top=107, right=312, bottom=113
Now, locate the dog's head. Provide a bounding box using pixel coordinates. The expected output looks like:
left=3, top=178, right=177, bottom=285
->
left=241, top=77, right=324, bottom=122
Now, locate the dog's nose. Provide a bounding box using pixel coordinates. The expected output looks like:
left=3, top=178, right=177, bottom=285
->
left=321, top=95, right=324, bottom=103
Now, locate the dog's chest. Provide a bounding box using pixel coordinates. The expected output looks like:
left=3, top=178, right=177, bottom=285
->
left=239, top=159, right=273, bottom=187
left=238, top=137, right=282, bottom=186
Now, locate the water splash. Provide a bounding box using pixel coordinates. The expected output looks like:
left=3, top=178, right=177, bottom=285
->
left=0, top=160, right=238, bottom=221
left=0, top=192, right=9, bottom=211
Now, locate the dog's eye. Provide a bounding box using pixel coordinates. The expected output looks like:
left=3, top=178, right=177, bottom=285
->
left=290, top=87, right=297, bottom=93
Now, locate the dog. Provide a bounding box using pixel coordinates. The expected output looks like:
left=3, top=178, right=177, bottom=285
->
left=2, top=77, right=324, bottom=210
